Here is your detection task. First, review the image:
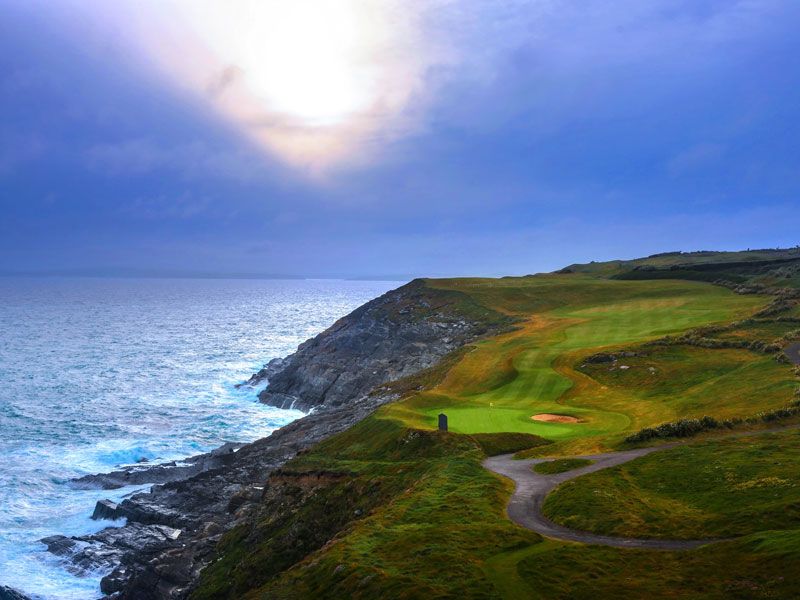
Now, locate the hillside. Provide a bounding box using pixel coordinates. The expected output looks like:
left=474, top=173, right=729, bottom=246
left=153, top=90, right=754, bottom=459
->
left=561, top=247, right=800, bottom=288
left=188, top=249, right=800, bottom=599
left=43, top=280, right=517, bottom=598
left=45, top=249, right=800, bottom=599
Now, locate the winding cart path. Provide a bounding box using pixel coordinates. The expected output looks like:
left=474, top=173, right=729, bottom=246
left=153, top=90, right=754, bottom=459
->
left=484, top=446, right=719, bottom=550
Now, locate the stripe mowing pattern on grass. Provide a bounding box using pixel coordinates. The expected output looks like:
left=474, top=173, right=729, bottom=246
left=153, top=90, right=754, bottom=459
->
left=381, top=276, right=768, bottom=452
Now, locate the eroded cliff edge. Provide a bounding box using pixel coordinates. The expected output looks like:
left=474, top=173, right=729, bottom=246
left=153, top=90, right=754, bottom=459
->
left=257, top=278, right=511, bottom=411
left=45, top=279, right=512, bottom=599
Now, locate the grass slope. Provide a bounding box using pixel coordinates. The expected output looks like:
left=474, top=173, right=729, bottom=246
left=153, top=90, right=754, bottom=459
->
left=381, top=275, right=766, bottom=453
left=194, top=419, right=540, bottom=600
left=577, top=345, right=795, bottom=421
left=532, top=458, right=593, bottom=475
left=543, top=429, right=800, bottom=540
left=513, top=531, right=800, bottom=599
left=193, top=255, right=800, bottom=599
left=564, top=247, right=800, bottom=288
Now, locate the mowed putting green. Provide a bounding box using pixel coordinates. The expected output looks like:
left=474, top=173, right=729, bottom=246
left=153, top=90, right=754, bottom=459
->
left=380, top=275, right=766, bottom=448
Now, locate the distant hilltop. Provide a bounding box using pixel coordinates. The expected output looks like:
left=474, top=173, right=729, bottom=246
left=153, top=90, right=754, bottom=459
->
left=557, top=246, right=800, bottom=289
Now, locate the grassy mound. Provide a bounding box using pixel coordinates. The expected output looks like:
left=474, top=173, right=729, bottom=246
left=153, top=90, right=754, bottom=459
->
left=533, top=458, right=593, bottom=474
left=542, top=429, right=800, bottom=540
left=470, top=432, right=551, bottom=456
left=514, top=530, right=800, bottom=599
left=192, top=418, right=541, bottom=600
left=577, top=344, right=796, bottom=422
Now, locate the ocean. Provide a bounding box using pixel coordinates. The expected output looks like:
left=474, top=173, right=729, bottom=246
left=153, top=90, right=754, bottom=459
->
left=0, top=277, right=399, bottom=599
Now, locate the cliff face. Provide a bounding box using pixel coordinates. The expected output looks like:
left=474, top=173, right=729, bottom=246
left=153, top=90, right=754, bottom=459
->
left=257, top=279, right=512, bottom=411
left=44, top=279, right=511, bottom=599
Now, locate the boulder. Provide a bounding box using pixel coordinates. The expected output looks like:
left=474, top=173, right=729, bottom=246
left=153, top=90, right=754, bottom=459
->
left=0, top=586, right=32, bottom=600
left=92, top=499, right=121, bottom=521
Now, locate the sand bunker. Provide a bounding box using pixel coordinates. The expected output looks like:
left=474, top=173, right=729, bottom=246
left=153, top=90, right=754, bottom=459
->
left=531, top=413, right=581, bottom=423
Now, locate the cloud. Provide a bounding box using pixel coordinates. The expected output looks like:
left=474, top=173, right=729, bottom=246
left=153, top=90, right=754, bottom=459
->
left=667, top=143, right=726, bottom=176
left=56, top=0, right=800, bottom=179
left=4, top=0, right=800, bottom=278
left=205, top=65, right=243, bottom=98
left=81, top=0, right=454, bottom=174
left=84, top=138, right=275, bottom=182
left=119, top=191, right=216, bottom=220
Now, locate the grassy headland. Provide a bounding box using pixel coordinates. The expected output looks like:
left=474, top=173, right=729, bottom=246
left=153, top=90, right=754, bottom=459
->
left=380, top=275, right=770, bottom=454
left=193, top=249, right=800, bottom=599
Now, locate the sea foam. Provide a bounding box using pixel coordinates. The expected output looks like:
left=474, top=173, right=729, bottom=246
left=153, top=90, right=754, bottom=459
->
left=0, top=277, right=397, bottom=599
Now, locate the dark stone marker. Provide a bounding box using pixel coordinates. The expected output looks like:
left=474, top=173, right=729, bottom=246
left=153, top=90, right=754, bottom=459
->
left=438, top=413, right=448, bottom=432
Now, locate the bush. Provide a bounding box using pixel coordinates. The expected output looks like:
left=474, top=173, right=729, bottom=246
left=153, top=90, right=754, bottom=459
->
left=624, top=403, right=800, bottom=444
left=624, top=416, right=722, bottom=444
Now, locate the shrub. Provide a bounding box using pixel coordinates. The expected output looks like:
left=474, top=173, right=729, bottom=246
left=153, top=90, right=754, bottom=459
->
left=624, top=403, right=800, bottom=444
left=624, top=416, right=721, bottom=444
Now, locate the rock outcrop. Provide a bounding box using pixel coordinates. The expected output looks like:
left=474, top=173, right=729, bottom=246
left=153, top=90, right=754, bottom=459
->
left=71, top=443, right=244, bottom=490
left=257, top=279, right=510, bottom=411
left=44, top=279, right=510, bottom=599
left=0, top=586, right=31, bottom=600
left=46, top=396, right=393, bottom=598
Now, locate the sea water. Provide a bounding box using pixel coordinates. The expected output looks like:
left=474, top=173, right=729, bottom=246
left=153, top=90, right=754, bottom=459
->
left=0, top=277, right=398, bottom=599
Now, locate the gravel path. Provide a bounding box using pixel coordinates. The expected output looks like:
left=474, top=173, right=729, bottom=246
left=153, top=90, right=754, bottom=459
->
left=483, top=446, right=720, bottom=550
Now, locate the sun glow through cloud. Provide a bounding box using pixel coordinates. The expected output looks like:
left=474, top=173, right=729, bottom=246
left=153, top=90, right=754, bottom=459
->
left=95, top=0, right=448, bottom=173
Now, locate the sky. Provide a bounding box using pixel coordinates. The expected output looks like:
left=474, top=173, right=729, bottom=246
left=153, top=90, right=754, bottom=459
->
left=1, top=0, right=799, bottom=279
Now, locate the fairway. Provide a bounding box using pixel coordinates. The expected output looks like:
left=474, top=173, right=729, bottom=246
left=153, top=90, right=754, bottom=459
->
left=380, top=275, right=767, bottom=449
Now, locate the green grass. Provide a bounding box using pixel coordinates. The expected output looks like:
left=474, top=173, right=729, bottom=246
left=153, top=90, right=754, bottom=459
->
left=381, top=276, right=767, bottom=453
left=533, top=458, right=593, bottom=474
left=192, top=269, right=800, bottom=600
left=470, top=432, right=551, bottom=456
left=193, top=418, right=541, bottom=600
left=542, top=429, right=800, bottom=540
left=567, top=248, right=800, bottom=271
left=577, top=345, right=796, bottom=421
left=717, top=320, right=798, bottom=343
left=510, top=531, right=800, bottom=599
left=565, top=248, right=800, bottom=290
left=205, top=421, right=800, bottom=600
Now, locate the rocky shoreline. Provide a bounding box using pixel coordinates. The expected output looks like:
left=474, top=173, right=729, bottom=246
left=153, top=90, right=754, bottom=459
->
left=32, top=280, right=510, bottom=599
left=41, top=396, right=397, bottom=599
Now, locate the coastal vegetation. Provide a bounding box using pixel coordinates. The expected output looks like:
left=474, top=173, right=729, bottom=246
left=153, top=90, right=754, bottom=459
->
left=381, top=275, right=778, bottom=454
left=532, top=458, right=593, bottom=475
left=542, top=429, right=800, bottom=540
left=192, top=418, right=541, bottom=599
left=192, top=249, right=800, bottom=599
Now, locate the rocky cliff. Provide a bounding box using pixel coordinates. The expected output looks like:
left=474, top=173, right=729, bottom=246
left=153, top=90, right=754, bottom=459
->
left=42, top=279, right=511, bottom=599
left=256, top=279, right=511, bottom=411
left=0, top=586, right=31, bottom=600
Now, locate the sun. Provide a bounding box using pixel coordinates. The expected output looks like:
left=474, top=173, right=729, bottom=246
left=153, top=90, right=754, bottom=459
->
left=184, top=1, right=371, bottom=125
left=99, top=0, right=442, bottom=171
